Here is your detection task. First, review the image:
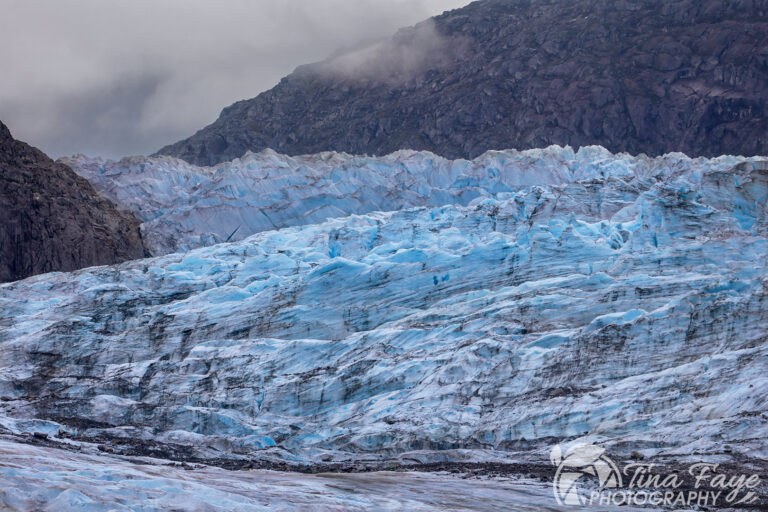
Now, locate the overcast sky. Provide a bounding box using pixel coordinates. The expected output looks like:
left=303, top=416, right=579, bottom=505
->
left=0, top=0, right=468, bottom=159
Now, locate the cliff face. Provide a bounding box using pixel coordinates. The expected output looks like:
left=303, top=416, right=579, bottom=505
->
left=156, top=0, right=768, bottom=166
left=0, top=120, right=146, bottom=282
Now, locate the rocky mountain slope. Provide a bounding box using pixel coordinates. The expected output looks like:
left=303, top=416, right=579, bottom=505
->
left=0, top=121, right=146, bottom=283
left=65, top=146, right=757, bottom=255
left=156, top=0, right=768, bottom=166
left=2, top=148, right=766, bottom=473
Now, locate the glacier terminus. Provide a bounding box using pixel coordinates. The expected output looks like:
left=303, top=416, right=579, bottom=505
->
left=1, top=146, right=767, bottom=509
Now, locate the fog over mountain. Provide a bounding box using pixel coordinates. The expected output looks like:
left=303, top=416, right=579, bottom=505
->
left=159, top=0, right=768, bottom=165
left=0, top=0, right=466, bottom=159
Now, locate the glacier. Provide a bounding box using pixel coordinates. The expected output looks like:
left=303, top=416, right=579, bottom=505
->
left=2, top=146, right=768, bottom=509
left=61, top=145, right=763, bottom=255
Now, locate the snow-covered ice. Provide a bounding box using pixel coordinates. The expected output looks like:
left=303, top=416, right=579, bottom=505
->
left=4, top=439, right=638, bottom=511
left=62, top=146, right=764, bottom=255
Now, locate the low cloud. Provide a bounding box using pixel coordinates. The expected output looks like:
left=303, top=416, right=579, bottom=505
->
left=0, top=0, right=468, bottom=158
left=324, top=19, right=470, bottom=83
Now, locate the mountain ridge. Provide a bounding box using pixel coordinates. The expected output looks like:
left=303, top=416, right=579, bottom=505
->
left=0, top=120, right=147, bottom=282
left=156, top=0, right=768, bottom=166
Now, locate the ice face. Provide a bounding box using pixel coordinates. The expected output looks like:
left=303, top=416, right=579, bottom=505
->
left=3, top=147, right=767, bottom=470
left=62, top=146, right=755, bottom=255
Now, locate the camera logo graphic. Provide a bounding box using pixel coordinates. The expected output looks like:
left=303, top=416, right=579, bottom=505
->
left=551, top=443, right=623, bottom=506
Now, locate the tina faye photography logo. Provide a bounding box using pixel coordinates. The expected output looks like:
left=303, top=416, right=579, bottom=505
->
left=550, top=444, right=761, bottom=508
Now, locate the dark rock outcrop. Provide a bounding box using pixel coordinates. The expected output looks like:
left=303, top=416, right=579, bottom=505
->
left=156, top=0, right=768, bottom=166
left=0, top=120, right=147, bottom=283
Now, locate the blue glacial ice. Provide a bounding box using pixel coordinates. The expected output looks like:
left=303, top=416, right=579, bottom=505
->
left=2, top=147, right=766, bottom=471
left=62, top=145, right=762, bottom=255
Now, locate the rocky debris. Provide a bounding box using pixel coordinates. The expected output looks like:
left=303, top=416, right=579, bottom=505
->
left=0, top=120, right=147, bottom=283
left=0, top=438, right=605, bottom=511
left=156, top=0, right=768, bottom=166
